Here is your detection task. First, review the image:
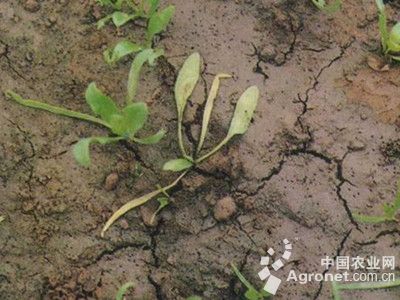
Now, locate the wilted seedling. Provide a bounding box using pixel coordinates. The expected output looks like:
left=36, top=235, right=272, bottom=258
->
left=332, top=278, right=400, bottom=300
left=311, top=0, right=341, bottom=13
left=376, top=0, right=400, bottom=62
left=6, top=49, right=165, bottom=167
left=354, top=182, right=400, bottom=224
left=231, top=263, right=270, bottom=300
left=101, top=52, right=259, bottom=236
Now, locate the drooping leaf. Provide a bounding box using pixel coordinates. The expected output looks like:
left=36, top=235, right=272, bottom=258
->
left=6, top=90, right=111, bottom=128
left=73, top=136, right=122, bottom=167
left=175, top=52, right=201, bottom=119
left=101, top=172, right=187, bottom=236
left=97, top=15, right=112, bottom=29
left=109, top=103, right=148, bottom=136
left=104, top=41, right=142, bottom=64
left=127, top=48, right=164, bottom=103
left=85, top=83, right=119, bottom=123
left=147, top=5, right=175, bottom=41
left=227, top=86, right=259, bottom=138
left=134, top=129, right=165, bottom=144
left=111, top=11, right=136, bottom=27
left=197, top=73, right=232, bottom=153
left=115, top=282, right=134, bottom=300
left=163, top=158, right=193, bottom=172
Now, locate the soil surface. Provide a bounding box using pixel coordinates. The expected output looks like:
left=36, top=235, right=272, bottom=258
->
left=1, top=0, right=400, bottom=299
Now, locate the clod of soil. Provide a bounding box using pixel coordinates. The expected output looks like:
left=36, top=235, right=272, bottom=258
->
left=23, top=0, right=40, bottom=12
left=213, top=196, right=237, bottom=221
left=104, top=173, right=119, bottom=191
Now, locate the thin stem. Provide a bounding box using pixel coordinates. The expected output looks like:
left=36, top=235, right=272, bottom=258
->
left=6, top=91, right=110, bottom=129
left=337, top=278, right=400, bottom=291
left=195, top=136, right=229, bottom=164
left=177, top=118, right=189, bottom=158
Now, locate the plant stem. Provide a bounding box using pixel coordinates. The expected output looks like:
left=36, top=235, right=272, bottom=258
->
left=337, top=278, right=400, bottom=291
left=6, top=91, right=111, bottom=128
left=195, top=136, right=229, bottom=164
left=177, top=118, right=188, bottom=158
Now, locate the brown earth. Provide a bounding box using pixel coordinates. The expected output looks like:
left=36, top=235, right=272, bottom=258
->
left=0, top=0, right=399, bottom=299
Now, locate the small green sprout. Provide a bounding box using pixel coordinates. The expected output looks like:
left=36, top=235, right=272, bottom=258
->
left=376, top=0, right=400, bottom=61
left=332, top=278, right=400, bottom=300
left=115, top=281, right=134, bottom=300
left=311, top=0, right=341, bottom=13
left=0, top=216, right=5, bottom=224
left=354, top=182, right=400, bottom=224
left=97, top=0, right=174, bottom=62
left=6, top=49, right=165, bottom=167
left=101, top=52, right=259, bottom=236
left=231, top=263, right=270, bottom=300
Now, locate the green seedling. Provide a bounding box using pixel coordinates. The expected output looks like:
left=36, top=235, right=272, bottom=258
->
left=115, top=281, right=134, bottom=300
left=97, top=0, right=174, bottom=63
left=0, top=216, right=4, bottom=224
left=354, top=182, right=400, bottom=224
left=332, top=278, right=400, bottom=300
left=376, top=0, right=400, bottom=61
left=101, top=52, right=259, bottom=236
left=6, top=49, right=165, bottom=167
left=231, top=263, right=270, bottom=300
left=311, top=0, right=341, bottom=13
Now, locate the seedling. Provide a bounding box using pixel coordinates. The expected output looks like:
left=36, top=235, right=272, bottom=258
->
left=332, top=278, right=400, bottom=300
left=101, top=52, right=259, bottom=236
left=5, top=49, right=165, bottom=167
left=0, top=216, right=4, bottom=224
left=115, top=282, right=134, bottom=300
left=354, top=182, right=400, bottom=224
left=231, top=263, right=270, bottom=300
left=311, top=0, right=341, bottom=13
left=97, top=0, right=174, bottom=64
left=376, top=0, right=400, bottom=61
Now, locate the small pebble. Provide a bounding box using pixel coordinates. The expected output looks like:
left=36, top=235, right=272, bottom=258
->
left=213, top=196, right=237, bottom=221
left=104, top=173, right=119, bottom=191
left=24, top=0, right=40, bottom=12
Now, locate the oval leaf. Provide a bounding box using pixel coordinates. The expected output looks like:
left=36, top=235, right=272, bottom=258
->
left=227, top=86, right=259, bottom=138
left=163, top=158, right=193, bottom=172
left=85, top=83, right=118, bottom=123
left=174, top=52, right=201, bottom=118
left=109, top=103, right=148, bottom=136
left=104, top=41, right=142, bottom=64
left=112, top=11, right=136, bottom=27
left=73, top=136, right=122, bottom=167
left=388, top=23, right=400, bottom=52
left=147, top=5, right=175, bottom=41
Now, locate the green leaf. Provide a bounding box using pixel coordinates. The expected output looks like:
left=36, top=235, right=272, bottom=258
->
left=353, top=213, right=389, bottom=224
left=111, top=11, right=136, bottom=27
left=127, top=48, right=164, bottom=103
left=375, top=0, right=385, bottom=12
left=175, top=52, right=201, bottom=119
left=186, top=297, right=202, bottom=300
left=0, top=216, right=5, bottom=224
left=388, top=23, right=400, bottom=53
left=147, top=5, right=175, bottom=41
left=150, top=196, right=170, bottom=224
left=115, top=282, right=134, bottom=300
left=73, top=136, right=122, bottom=167
left=109, top=103, right=148, bottom=136
left=97, top=15, right=112, bottom=29
left=163, top=158, right=193, bottom=172
left=85, top=83, right=118, bottom=123
left=244, top=288, right=261, bottom=300
left=227, top=86, right=259, bottom=138
left=197, top=73, right=232, bottom=153
left=134, top=129, right=165, bottom=144
left=144, top=0, right=160, bottom=16
left=104, top=41, right=142, bottom=64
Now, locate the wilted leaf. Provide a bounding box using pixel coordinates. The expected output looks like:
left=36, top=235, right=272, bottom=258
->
left=104, top=41, right=142, bottom=64
left=175, top=52, right=201, bottom=119
left=127, top=48, right=164, bottom=103
left=227, top=86, right=259, bottom=138
left=367, top=55, right=390, bottom=72
left=85, top=83, right=119, bottom=123
left=197, top=73, right=231, bottom=153
left=97, top=15, right=112, bottom=29
left=147, top=5, right=175, bottom=41
left=134, top=129, right=165, bottom=144
left=163, top=158, right=193, bottom=172
left=73, top=136, right=122, bottom=167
